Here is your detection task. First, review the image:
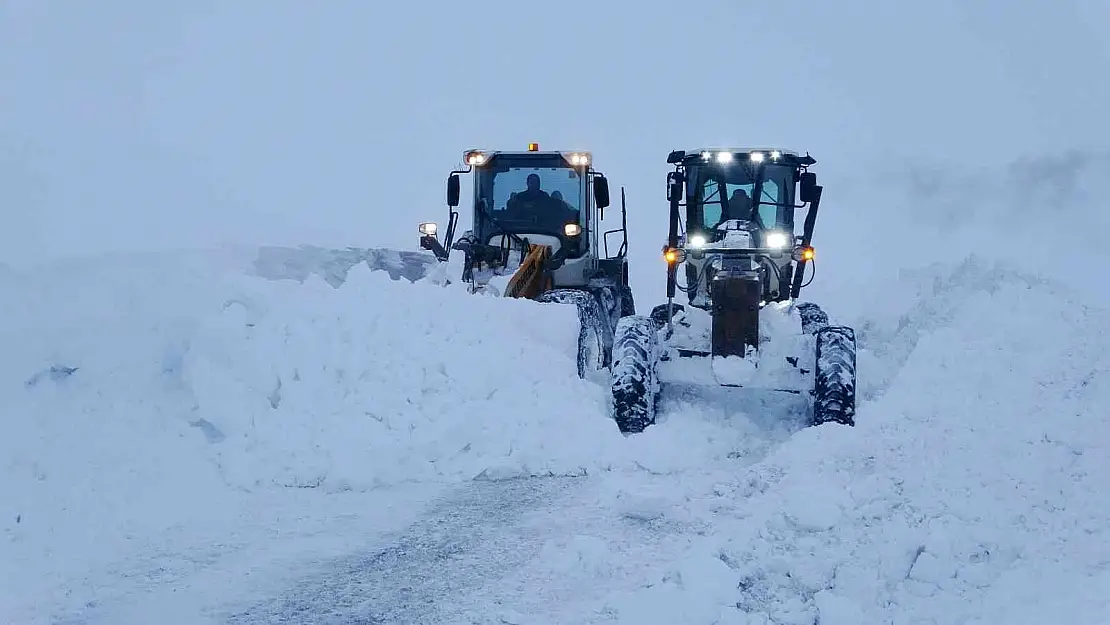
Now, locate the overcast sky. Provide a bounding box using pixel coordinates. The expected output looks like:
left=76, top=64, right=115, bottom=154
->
left=2, top=0, right=1107, bottom=289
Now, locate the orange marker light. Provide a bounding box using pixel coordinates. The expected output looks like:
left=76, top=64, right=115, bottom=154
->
left=801, top=246, right=815, bottom=261
left=528, top=142, right=539, bottom=151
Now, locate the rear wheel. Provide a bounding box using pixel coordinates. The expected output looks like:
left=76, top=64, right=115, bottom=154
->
left=610, top=315, right=660, bottom=433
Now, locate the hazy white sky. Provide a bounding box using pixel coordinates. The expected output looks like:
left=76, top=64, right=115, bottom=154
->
left=1, top=0, right=1106, bottom=276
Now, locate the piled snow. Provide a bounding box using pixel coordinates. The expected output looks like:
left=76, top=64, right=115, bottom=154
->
left=0, top=248, right=626, bottom=622
left=600, top=257, right=1110, bottom=624
left=3, top=250, right=622, bottom=491
left=250, top=244, right=438, bottom=286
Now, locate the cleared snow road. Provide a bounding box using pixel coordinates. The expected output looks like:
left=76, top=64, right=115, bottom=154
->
left=217, top=474, right=701, bottom=624
left=221, top=476, right=589, bottom=623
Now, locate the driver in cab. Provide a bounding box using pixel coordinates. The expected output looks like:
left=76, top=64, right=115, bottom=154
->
left=507, top=173, right=550, bottom=209
left=505, top=174, right=579, bottom=232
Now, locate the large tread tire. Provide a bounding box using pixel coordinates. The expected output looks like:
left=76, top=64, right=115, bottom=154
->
left=537, top=289, right=608, bottom=378
left=610, top=315, right=660, bottom=434
left=586, top=285, right=618, bottom=366
left=617, top=285, right=636, bottom=318
left=649, top=303, right=684, bottom=329
left=813, top=325, right=857, bottom=426
left=796, top=301, right=830, bottom=335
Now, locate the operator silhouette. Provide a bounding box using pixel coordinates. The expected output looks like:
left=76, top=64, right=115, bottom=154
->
left=507, top=174, right=550, bottom=209
left=727, top=188, right=753, bottom=222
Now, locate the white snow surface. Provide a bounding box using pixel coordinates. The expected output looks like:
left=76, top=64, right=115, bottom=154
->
left=0, top=248, right=640, bottom=622
left=5, top=240, right=1110, bottom=622
left=608, top=257, right=1110, bottom=624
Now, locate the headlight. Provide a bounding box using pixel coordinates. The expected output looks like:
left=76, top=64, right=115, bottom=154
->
left=688, top=234, right=707, bottom=249
left=764, top=231, right=788, bottom=249
left=465, top=150, right=486, bottom=166
left=419, top=222, right=438, bottom=236
left=716, top=152, right=733, bottom=164
left=566, top=152, right=590, bottom=166
left=564, top=223, right=582, bottom=237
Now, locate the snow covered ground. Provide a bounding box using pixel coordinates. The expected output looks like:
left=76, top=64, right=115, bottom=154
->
left=604, top=257, right=1110, bottom=624
left=0, top=247, right=630, bottom=623
left=5, top=154, right=1110, bottom=623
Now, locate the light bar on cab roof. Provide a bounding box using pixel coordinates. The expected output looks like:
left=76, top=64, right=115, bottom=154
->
left=699, top=150, right=785, bottom=164
left=464, top=150, right=486, bottom=166
left=566, top=152, right=590, bottom=166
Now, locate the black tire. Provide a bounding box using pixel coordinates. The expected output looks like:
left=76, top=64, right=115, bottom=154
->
left=610, top=314, right=660, bottom=433
left=537, top=289, right=608, bottom=378
left=812, top=325, right=857, bottom=426
left=649, top=302, right=684, bottom=329
left=585, top=285, right=618, bottom=366
left=795, top=301, right=829, bottom=335
left=617, top=285, right=636, bottom=318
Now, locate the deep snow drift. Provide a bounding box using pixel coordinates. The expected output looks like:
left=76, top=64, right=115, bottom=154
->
left=601, top=257, right=1110, bottom=624
left=0, top=248, right=631, bottom=623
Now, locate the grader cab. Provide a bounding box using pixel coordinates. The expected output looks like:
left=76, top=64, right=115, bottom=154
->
left=417, top=144, right=637, bottom=378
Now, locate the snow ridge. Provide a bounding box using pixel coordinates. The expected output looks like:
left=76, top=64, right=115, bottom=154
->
left=605, top=258, right=1110, bottom=624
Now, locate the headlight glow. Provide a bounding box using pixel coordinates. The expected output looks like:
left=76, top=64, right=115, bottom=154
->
left=419, top=222, right=438, bottom=236
left=750, top=152, right=765, bottom=163
left=688, top=234, right=707, bottom=248
left=716, top=151, right=733, bottom=164
left=567, top=153, right=590, bottom=166
left=564, top=223, right=582, bottom=237
left=465, top=151, right=486, bottom=165
left=765, top=231, right=788, bottom=249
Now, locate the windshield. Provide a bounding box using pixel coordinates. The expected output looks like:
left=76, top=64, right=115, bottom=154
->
left=475, top=154, right=583, bottom=238
left=686, top=162, right=796, bottom=233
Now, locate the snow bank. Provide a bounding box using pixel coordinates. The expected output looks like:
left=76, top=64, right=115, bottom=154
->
left=603, top=258, right=1110, bottom=624
left=3, top=248, right=624, bottom=492
left=0, top=247, right=625, bottom=621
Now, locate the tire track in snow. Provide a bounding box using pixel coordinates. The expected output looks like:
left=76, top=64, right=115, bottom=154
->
left=220, top=395, right=802, bottom=624
left=222, top=476, right=587, bottom=624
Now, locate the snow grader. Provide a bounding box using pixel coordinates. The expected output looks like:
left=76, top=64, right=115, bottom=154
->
left=609, top=148, right=857, bottom=434
left=417, top=144, right=636, bottom=378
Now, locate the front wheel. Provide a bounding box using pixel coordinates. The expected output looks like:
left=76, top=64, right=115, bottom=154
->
left=537, top=289, right=608, bottom=379
left=610, top=315, right=660, bottom=433
left=812, top=325, right=857, bottom=426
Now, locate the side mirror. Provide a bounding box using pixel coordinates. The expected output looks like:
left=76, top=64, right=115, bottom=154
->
left=447, top=174, right=460, bottom=207
left=594, top=175, right=610, bottom=209
left=666, top=171, right=683, bottom=202
left=799, top=172, right=818, bottom=203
